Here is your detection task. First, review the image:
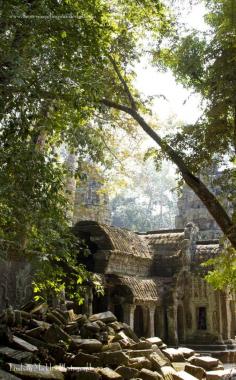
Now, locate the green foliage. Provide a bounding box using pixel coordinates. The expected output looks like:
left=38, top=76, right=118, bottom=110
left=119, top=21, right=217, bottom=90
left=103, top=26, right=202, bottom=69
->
left=153, top=0, right=236, bottom=289
left=202, top=246, right=236, bottom=291
left=0, top=0, right=173, bottom=302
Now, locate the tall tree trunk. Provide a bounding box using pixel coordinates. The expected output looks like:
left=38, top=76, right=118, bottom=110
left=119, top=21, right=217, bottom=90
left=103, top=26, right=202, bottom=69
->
left=102, top=99, right=236, bottom=248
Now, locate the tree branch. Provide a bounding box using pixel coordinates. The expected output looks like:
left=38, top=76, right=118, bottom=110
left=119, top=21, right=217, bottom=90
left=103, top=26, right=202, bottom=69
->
left=108, top=55, right=137, bottom=111
left=101, top=98, right=236, bottom=247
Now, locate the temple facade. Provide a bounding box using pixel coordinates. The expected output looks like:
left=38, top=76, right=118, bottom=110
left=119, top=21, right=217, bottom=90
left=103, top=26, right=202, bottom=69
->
left=73, top=220, right=236, bottom=352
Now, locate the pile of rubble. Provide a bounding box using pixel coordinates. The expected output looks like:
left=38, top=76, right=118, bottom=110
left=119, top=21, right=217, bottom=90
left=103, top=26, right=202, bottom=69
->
left=0, top=303, right=235, bottom=380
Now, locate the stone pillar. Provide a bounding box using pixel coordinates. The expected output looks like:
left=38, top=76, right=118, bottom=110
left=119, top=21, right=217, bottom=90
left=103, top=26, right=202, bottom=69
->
left=123, top=304, right=135, bottom=330
left=167, top=305, right=178, bottom=346
left=217, top=291, right=224, bottom=343
left=149, top=304, right=156, bottom=337
left=226, top=297, right=232, bottom=340
left=221, top=293, right=228, bottom=341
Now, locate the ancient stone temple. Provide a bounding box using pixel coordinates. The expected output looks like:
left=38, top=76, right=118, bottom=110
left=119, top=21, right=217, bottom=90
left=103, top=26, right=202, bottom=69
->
left=73, top=178, right=111, bottom=225
left=73, top=220, right=236, bottom=355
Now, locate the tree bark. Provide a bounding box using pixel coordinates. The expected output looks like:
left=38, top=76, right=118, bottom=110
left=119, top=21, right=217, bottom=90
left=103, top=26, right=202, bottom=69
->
left=102, top=98, right=236, bottom=248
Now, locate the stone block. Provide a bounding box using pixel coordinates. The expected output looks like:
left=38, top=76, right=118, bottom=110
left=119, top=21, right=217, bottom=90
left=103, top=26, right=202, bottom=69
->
left=129, top=357, right=152, bottom=370
left=0, top=346, right=33, bottom=363
left=177, top=348, right=195, bottom=359
left=89, top=311, right=117, bottom=324
left=127, top=349, right=153, bottom=359
left=205, top=370, right=226, bottom=380
left=131, top=342, right=152, bottom=350
left=42, top=324, right=71, bottom=344
left=184, top=364, right=205, bottom=380
left=162, top=349, right=184, bottom=362
left=146, top=338, right=163, bottom=347
left=67, top=368, right=100, bottom=380
left=175, top=371, right=199, bottom=380
left=71, top=352, right=99, bottom=367
left=108, top=322, right=124, bottom=331
left=98, top=367, right=123, bottom=379
left=140, top=368, right=163, bottom=380
left=0, top=368, right=22, bottom=379
left=70, top=338, right=102, bottom=353
left=101, top=350, right=129, bottom=366
left=121, top=324, right=139, bottom=343
left=189, top=356, right=219, bottom=371
left=12, top=335, right=38, bottom=353
left=150, top=352, right=170, bottom=370
left=116, top=366, right=140, bottom=379
left=102, top=342, right=122, bottom=352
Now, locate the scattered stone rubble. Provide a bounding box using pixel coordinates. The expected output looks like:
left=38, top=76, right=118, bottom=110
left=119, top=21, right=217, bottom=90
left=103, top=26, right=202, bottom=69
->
left=0, top=304, right=235, bottom=380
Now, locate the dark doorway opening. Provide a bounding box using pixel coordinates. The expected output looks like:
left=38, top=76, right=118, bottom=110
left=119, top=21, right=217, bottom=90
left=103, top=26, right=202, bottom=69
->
left=134, top=305, right=145, bottom=337
left=114, top=304, right=124, bottom=322
left=197, top=307, right=207, bottom=330
left=78, top=232, right=99, bottom=271
left=155, top=306, right=164, bottom=339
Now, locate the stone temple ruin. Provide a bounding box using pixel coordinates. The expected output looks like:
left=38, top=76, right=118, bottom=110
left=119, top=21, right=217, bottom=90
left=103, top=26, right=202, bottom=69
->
left=0, top=177, right=236, bottom=363
left=73, top=220, right=236, bottom=358
left=71, top=180, right=236, bottom=361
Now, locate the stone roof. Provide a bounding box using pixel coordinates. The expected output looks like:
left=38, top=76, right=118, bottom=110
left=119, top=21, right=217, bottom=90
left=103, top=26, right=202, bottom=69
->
left=74, top=221, right=151, bottom=259
left=141, top=231, right=185, bottom=256
left=194, top=241, right=221, bottom=263
left=106, top=275, right=162, bottom=302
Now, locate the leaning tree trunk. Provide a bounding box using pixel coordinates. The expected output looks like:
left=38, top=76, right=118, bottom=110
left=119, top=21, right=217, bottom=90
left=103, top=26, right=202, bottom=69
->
left=102, top=99, right=236, bottom=248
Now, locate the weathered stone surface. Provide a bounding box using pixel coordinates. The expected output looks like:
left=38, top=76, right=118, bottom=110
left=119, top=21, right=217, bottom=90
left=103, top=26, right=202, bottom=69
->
left=71, top=352, right=99, bottom=367
left=184, top=364, right=205, bottom=380
left=113, top=331, right=135, bottom=347
left=172, top=363, right=186, bottom=372
left=31, top=319, right=51, bottom=330
left=160, top=365, right=178, bottom=379
left=131, top=341, right=152, bottom=350
left=67, top=368, right=100, bottom=380
left=108, top=322, right=124, bottom=331
left=71, top=338, right=102, bottom=353
left=101, top=351, right=129, bottom=366
left=121, top=324, right=139, bottom=343
left=26, top=327, right=45, bottom=339
left=48, top=344, right=66, bottom=363
left=53, top=310, right=67, bottom=324
left=146, top=338, right=163, bottom=347
left=129, top=357, right=152, bottom=370
left=175, top=371, right=199, bottom=380
left=177, top=348, right=195, bottom=360
left=205, top=370, right=226, bottom=380
left=150, top=352, right=170, bottom=370
left=0, top=368, right=22, bottom=380
left=102, top=343, right=122, bottom=352
left=42, top=324, right=71, bottom=344
left=82, top=321, right=101, bottom=333
left=46, top=312, right=64, bottom=327
left=140, top=368, right=163, bottom=380
left=12, top=335, right=38, bottom=353
left=162, top=349, right=184, bottom=362
left=128, top=349, right=153, bottom=359
left=30, top=303, right=48, bottom=315
left=89, top=311, right=117, bottom=324
left=17, top=333, right=48, bottom=348
left=116, top=366, right=140, bottom=380
left=7, top=363, right=64, bottom=379
left=188, top=357, right=219, bottom=371
left=98, top=367, right=123, bottom=379
left=0, top=346, right=33, bottom=363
